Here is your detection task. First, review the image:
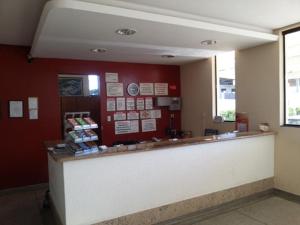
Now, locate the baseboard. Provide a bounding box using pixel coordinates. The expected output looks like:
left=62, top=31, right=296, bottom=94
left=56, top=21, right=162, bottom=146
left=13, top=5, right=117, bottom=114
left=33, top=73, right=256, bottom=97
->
left=273, top=188, right=300, bottom=203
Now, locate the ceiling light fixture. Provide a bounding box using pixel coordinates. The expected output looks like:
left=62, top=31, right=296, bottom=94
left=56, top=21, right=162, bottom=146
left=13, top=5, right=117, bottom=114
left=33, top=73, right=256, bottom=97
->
left=200, top=40, right=217, bottom=46
left=161, top=55, right=175, bottom=58
left=115, top=28, right=137, bottom=36
left=90, top=48, right=107, bottom=53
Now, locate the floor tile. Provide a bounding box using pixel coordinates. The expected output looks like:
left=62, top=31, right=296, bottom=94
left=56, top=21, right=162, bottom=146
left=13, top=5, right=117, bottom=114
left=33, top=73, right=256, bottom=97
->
left=191, top=211, right=265, bottom=225
left=0, top=190, right=44, bottom=225
left=238, top=197, right=300, bottom=225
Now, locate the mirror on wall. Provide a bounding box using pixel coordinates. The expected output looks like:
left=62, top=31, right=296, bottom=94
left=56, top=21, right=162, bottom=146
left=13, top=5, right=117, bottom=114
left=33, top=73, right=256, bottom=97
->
left=58, top=74, right=101, bottom=143
left=58, top=74, right=100, bottom=96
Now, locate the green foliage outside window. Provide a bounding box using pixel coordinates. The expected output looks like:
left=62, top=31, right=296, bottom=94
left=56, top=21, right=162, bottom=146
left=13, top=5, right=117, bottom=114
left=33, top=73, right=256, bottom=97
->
left=220, top=110, right=236, bottom=121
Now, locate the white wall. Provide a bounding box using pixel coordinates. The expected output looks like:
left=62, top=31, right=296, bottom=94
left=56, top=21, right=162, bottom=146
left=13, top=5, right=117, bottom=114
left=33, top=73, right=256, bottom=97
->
left=180, top=59, right=235, bottom=136
left=181, top=28, right=300, bottom=195
left=235, top=36, right=300, bottom=195
left=235, top=42, right=279, bottom=131
left=50, top=135, right=274, bottom=225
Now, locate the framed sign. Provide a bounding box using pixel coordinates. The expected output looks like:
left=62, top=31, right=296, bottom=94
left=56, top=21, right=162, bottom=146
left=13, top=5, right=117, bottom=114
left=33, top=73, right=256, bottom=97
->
left=9, top=100, right=23, bottom=118
left=106, top=83, right=124, bottom=97
left=105, top=72, right=118, bottom=82
left=140, top=83, right=154, bottom=95
left=59, top=77, right=83, bottom=96
left=127, top=83, right=139, bottom=96
left=155, top=83, right=168, bottom=96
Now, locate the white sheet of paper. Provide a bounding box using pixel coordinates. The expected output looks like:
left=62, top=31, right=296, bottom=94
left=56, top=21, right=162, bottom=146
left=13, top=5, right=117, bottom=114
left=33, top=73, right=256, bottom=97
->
left=145, top=97, right=153, bottom=109
left=126, top=98, right=135, bottom=110
left=28, top=97, right=38, bottom=109
left=140, top=110, right=151, bottom=119
left=127, top=111, right=139, bottom=120
left=136, top=98, right=145, bottom=110
left=105, top=73, right=118, bottom=82
left=9, top=101, right=23, bottom=118
left=151, top=109, right=162, bottom=119
left=114, top=112, right=126, bottom=121
left=107, top=98, right=116, bottom=111
left=140, top=83, right=154, bottom=95
left=106, top=83, right=124, bottom=96
left=155, top=83, right=168, bottom=96
left=115, top=120, right=139, bottom=134
left=29, top=109, right=38, bottom=120
left=142, top=119, right=156, bottom=132
left=116, top=97, right=126, bottom=111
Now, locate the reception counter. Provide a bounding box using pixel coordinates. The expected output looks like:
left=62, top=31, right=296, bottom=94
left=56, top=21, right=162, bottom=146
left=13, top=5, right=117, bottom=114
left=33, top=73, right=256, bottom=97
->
left=47, top=131, right=275, bottom=225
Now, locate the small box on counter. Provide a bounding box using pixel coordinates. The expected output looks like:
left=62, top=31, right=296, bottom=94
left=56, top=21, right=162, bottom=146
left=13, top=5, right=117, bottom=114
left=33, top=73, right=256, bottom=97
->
left=75, top=118, right=91, bottom=129
left=85, top=129, right=98, bottom=141
left=67, top=118, right=82, bottom=130
left=76, top=130, right=91, bottom=142
left=85, top=142, right=99, bottom=151
left=68, top=131, right=82, bottom=143
left=83, top=117, right=98, bottom=129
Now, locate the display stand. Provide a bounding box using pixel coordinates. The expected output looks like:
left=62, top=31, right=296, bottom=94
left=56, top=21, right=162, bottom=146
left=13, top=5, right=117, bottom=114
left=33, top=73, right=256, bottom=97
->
left=64, top=112, right=99, bottom=156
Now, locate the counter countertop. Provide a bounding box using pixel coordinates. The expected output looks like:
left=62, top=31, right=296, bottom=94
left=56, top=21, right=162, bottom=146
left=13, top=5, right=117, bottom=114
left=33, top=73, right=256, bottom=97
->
left=46, top=131, right=275, bottom=163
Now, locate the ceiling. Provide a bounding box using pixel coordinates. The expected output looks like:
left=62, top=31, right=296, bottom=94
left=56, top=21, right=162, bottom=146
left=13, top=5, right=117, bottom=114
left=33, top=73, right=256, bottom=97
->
left=0, top=0, right=48, bottom=46
left=2, top=0, right=300, bottom=64
left=102, top=0, right=300, bottom=31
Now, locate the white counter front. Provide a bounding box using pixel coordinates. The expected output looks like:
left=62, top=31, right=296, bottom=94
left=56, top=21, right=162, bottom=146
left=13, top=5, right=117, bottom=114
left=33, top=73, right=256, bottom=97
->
left=48, top=132, right=274, bottom=225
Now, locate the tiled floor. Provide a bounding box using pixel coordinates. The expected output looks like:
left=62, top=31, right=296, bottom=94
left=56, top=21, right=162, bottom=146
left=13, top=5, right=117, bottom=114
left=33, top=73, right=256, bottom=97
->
left=0, top=186, right=56, bottom=225
left=0, top=187, right=300, bottom=225
left=162, top=197, right=300, bottom=225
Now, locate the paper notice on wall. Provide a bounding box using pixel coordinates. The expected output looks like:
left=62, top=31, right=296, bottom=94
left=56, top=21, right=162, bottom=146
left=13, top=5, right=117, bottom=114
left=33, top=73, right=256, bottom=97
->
left=105, top=72, right=118, bottom=82
left=106, top=83, right=124, bottom=96
left=116, top=97, right=126, bottom=111
left=29, top=109, right=38, bottom=120
left=136, top=98, right=145, bottom=110
left=151, top=109, right=161, bottom=119
left=115, top=120, right=139, bottom=134
left=140, top=83, right=154, bottom=95
left=107, top=98, right=116, bottom=111
left=114, top=112, right=126, bottom=121
left=145, top=97, right=153, bottom=109
left=28, top=97, right=38, bottom=120
left=140, top=110, right=161, bottom=119
left=142, top=119, right=156, bottom=132
left=140, top=110, right=151, bottom=119
left=28, top=97, right=38, bottom=109
left=155, top=83, right=168, bottom=96
left=127, top=111, right=139, bottom=120
left=126, top=98, right=135, bottom=110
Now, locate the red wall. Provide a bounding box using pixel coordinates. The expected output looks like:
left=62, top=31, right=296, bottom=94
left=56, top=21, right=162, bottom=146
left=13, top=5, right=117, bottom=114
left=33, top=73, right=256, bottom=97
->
left=0, top=45, right=181, bottom=190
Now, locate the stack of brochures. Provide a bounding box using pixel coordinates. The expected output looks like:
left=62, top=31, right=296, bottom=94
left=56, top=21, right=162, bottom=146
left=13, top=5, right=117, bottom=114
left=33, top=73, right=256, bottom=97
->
left=68, top=141, right=99, bottom=156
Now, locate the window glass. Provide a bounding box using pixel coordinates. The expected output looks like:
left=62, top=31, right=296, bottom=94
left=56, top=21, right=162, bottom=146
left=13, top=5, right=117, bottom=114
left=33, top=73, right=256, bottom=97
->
left=216, top=51, right=236, bottom=121
left=285, top=29, right=300, bottom=125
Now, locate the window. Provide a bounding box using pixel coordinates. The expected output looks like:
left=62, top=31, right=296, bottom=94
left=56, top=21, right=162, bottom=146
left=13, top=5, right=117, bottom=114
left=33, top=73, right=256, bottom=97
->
left=88, top=75, right=100, bottom=96
left=284, top=28, right=300, bottom=125
left=215, top=51, right=236, bottom=121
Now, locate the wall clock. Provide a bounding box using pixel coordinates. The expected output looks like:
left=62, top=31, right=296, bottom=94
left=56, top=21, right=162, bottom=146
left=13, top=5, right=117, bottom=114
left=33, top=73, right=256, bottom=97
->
left=127, top=83, right=139, bottom=96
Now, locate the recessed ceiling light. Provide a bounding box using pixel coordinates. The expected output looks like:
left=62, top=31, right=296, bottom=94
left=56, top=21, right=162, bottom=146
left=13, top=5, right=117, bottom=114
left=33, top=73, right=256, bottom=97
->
left=200, top=40, right=217, bottom=46
left=90, top=48, right=107, bottom=53
left=161, top=55, right=175, bottom=58
left=115, top=28, right=137, bottom=36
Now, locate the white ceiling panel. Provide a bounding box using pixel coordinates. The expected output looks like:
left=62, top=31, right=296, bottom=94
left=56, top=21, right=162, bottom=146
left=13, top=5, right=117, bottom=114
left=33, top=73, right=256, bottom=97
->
left=30, top=0, right=278, bottom=65
left=83, top=0, right=300, bottom=30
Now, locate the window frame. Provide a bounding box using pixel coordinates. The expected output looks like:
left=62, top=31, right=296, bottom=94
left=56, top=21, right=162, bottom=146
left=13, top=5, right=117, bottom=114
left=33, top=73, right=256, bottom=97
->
left=283, top=26, right=300, bottom=127
left=214, top=55, right=236, bottom=122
